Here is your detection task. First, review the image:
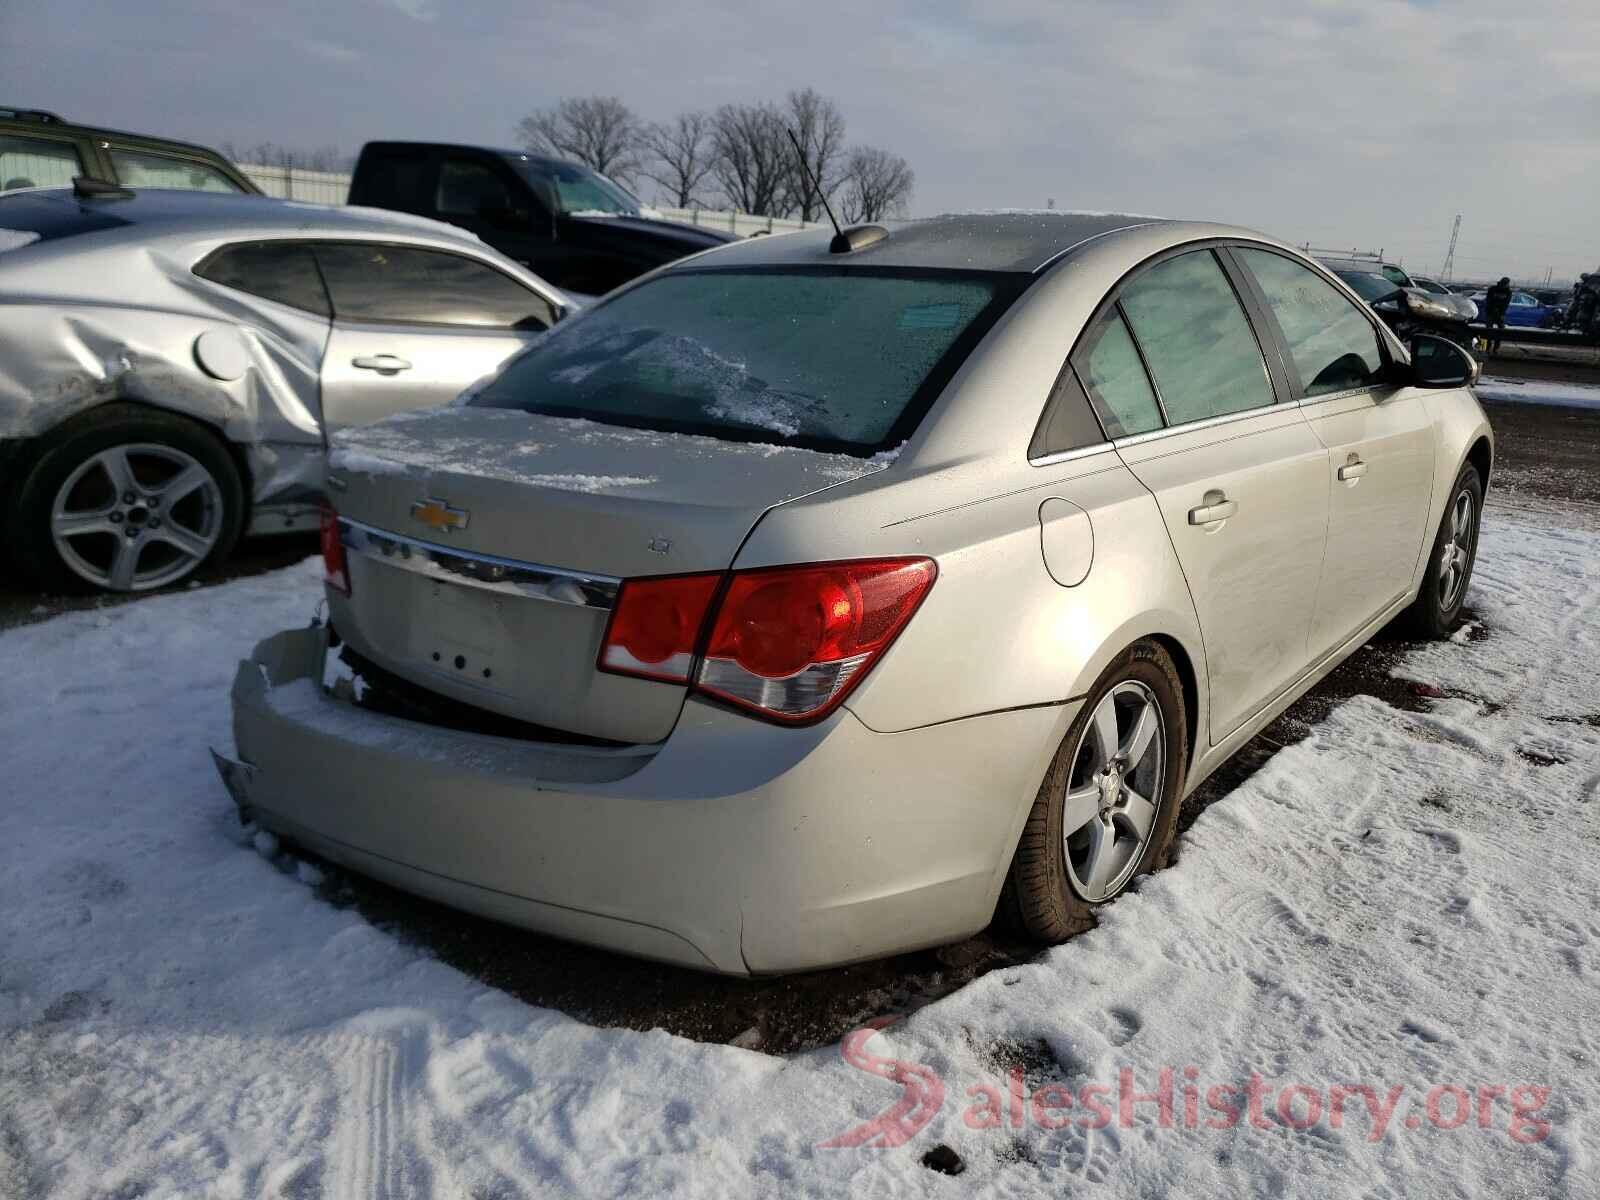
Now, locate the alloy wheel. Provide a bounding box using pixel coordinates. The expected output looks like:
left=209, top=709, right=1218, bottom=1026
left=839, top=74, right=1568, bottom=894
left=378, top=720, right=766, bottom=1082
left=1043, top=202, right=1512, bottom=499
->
left=1437, top=487, right=1475, bottom=611
left=1062, top=680, right=1167, bottom=902
left=50, top=443, right=224, bottom=591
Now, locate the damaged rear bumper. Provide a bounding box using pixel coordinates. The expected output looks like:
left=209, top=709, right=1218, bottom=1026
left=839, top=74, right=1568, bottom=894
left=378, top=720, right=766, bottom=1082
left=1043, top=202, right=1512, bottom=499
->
left=221, top=625, right=1068, bottom=974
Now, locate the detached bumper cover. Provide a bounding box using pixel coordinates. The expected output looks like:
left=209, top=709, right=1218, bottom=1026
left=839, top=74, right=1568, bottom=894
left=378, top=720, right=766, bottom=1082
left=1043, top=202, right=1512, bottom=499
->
left=223, top=626, right=1069, bottom=974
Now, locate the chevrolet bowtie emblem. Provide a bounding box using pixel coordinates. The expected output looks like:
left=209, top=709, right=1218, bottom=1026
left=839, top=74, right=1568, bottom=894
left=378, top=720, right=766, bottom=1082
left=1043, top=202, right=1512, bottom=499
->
left=411, top=497, right=469, bottom=533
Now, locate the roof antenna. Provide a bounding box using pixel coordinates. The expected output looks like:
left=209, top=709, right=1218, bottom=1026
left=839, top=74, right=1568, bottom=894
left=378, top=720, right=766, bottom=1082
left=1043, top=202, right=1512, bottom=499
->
left=785, top=127, right=885, bottom=254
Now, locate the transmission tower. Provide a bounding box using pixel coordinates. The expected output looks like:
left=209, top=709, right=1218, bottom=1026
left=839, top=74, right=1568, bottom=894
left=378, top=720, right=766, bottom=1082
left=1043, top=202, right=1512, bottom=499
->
left=1441, top=214, right=1462, bottom=282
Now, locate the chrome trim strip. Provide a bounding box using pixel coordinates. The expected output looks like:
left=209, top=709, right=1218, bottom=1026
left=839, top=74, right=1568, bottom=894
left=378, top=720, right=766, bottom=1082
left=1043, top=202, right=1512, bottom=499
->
left=1110, top=402, right=1291, bottom=451
left=1027, top=442, right=1115, bottom=468
left=338, top=517, right=621, bottom=610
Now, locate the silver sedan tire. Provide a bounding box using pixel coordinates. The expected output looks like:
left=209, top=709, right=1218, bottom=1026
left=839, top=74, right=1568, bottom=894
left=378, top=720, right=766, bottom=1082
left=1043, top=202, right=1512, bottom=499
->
left=1003, top=640, right=1188, bottom=942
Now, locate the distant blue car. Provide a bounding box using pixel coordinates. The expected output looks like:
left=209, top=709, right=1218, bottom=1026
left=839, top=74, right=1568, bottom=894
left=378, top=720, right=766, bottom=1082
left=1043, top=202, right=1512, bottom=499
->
left=1471, top=290, right=1561, bottom=327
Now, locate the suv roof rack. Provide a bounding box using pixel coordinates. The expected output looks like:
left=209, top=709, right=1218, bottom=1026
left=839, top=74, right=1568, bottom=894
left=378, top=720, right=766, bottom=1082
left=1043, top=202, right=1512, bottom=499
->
left=1, top=107, right=66, bottom=124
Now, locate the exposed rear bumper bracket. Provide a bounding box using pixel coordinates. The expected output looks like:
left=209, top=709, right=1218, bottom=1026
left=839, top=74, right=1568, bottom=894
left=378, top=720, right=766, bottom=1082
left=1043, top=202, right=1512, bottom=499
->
left=209, top=746, right=257, bottom=822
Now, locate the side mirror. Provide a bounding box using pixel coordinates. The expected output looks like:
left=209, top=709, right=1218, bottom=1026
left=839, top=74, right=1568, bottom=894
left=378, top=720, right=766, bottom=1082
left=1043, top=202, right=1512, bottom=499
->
left=1407, top=334, right=1480, bottom=389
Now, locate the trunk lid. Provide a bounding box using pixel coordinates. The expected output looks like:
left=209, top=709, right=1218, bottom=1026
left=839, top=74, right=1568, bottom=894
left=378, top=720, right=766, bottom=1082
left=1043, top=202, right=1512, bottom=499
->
left=324, top=407, right=886, bottom=743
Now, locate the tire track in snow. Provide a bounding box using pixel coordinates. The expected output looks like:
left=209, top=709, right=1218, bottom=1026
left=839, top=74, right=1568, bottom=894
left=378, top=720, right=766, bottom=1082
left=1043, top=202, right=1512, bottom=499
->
left=330, top=1015, right=429, bottom=1200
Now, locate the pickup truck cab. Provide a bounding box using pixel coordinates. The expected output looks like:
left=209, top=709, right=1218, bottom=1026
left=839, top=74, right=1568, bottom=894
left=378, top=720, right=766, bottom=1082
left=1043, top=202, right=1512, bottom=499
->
left=348, top=141, right=731, bottom=295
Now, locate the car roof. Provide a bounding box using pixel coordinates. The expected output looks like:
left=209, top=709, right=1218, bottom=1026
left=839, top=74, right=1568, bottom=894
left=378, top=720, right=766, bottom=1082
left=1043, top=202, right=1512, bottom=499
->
left=678, top=211, right=1181, bottom=274
left=0, top=187, right=485, bottom=249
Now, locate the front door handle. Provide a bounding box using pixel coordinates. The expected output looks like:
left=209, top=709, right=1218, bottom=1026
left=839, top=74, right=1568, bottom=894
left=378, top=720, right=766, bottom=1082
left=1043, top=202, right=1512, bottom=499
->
left=1187, top=491, right=1238, bottom=525
left=351, top=354, right=412, bottom=375
left=1338, top=458, right=1368, bottom=482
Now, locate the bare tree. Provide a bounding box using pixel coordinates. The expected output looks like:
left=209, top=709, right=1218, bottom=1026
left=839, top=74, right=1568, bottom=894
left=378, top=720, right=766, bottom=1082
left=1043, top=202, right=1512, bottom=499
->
left=638, top=111, right=716, bottom=209
left=515, top=96, right=643, bottom=183
left=709, top=101, right=791, bottom=216
left=780, top=88, right=847, bottom=222
left=839, top=146, right=915, bottom=224
left=225, top=142, right=348, bottom=172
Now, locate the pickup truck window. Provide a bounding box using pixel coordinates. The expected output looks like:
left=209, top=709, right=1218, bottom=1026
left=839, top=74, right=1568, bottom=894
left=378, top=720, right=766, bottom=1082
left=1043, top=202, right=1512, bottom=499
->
left=503, top=155, right=640, bottom=217
left=437, top=158, right=513, bottom=218
left=313, top=242, right=555, bottom=330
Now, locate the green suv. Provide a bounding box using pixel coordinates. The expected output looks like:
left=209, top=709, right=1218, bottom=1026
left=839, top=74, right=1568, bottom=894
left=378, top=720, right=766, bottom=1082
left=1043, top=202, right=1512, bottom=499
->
left=0, top=107, right=259, bottom=195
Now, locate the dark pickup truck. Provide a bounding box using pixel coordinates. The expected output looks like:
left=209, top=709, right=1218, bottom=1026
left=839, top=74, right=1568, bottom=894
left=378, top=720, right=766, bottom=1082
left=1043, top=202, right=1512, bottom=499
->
left=348, top=141, right=731, bottom=295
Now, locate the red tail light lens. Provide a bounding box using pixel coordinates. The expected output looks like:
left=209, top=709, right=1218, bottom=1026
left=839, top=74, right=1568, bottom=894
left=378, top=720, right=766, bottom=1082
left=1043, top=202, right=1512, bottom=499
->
left=699, top=558, right=936, bottom=723
left=598, top=572, right=722, bottom=683
left=597, top=558, right=936, bottom=723
left=320, top=506, right=351, bottom=596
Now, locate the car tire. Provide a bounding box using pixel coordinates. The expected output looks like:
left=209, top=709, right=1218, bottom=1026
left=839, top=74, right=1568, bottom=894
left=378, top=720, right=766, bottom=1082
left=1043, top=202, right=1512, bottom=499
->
left=1002, top=640, right=1188, bottom=943
left=1404, top=462, right=1482, bottom=639
left=8, top=403, right=245, bottom=594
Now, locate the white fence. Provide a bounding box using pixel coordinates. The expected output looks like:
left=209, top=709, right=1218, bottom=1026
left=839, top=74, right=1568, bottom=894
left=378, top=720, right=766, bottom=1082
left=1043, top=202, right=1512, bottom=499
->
left=239, top=164, right=351, bottom=206
left=234, top=164, right=825, bottom=236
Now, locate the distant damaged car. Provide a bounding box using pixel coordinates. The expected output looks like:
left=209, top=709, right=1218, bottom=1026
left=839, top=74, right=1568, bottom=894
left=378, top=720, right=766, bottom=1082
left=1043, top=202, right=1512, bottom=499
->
left=0, top=185, right=569, bottom=592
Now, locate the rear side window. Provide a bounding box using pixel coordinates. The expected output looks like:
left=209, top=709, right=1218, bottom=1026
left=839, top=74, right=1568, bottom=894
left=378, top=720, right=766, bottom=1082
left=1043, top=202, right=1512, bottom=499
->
left=1, top=134, right=82, bottom=191
left=350, top=148, right=430, bottom=211
left=471, top=268, right=1020, bottom=453
left=1236, top=248, right=1385, bottom=398
left=107, top=148, right=242, bottom=193
left=1074, top=308, right=1163, bottom=438
left=313, top=243, right=555, bottom=330
left=436, top=158, right=513, bottom=217
left=196, top=242, right=331, bottom=316
left=1119, top=250, right=1275, bottom=425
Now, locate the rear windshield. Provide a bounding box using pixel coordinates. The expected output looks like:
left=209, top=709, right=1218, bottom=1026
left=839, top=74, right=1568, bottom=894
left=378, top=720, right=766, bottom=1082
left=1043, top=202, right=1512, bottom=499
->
left=469, top=267, right=1023, bottom=454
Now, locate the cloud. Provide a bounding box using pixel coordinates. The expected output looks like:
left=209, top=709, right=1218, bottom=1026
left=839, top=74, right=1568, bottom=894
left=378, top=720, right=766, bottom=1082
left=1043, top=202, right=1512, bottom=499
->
left=3, top=0, right=1597, bottom=279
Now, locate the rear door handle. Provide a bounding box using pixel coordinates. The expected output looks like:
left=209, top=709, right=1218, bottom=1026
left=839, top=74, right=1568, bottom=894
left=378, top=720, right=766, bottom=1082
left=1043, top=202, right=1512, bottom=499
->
left=351, top=354, right=412, bottom=374
left=1187, top=492, right=1238, bottom=525
left=1338, top=458, right=1368, bottom=481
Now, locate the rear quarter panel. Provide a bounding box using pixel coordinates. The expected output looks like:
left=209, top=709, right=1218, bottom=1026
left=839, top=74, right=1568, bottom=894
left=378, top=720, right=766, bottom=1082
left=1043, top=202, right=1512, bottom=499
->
left=736, top=449, right=1207, bottom=742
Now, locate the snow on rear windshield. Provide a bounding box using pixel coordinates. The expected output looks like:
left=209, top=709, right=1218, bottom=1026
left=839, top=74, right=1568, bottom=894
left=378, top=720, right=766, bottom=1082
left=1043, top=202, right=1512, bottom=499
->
left=468, top=269, right=1012, bottom=453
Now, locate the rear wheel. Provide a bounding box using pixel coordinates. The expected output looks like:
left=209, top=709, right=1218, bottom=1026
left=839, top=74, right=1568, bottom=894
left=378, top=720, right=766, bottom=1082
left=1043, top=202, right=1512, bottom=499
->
left=1405, top=463, right=1481, bottom=639
left=9, top=404, right=244, bottom=593
left=1003, top=640, right=1187, bottom=942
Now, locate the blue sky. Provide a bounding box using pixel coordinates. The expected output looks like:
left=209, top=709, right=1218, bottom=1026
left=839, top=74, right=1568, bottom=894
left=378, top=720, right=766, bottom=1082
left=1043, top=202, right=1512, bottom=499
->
left=4, top=0, right=1597, bottom=282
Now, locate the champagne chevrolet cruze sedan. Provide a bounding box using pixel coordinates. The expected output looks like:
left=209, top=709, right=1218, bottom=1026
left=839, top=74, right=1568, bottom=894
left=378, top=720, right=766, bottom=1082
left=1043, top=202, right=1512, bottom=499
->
left=218, top=212, right=1492, bottom=974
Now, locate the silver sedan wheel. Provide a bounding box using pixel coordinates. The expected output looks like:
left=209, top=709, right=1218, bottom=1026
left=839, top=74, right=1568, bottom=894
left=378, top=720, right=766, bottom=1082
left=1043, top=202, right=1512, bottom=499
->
left=1062, top=680, right=1167, bottom=903
left=50, top=443, right=224, bottom=592
left=1437, top=487, right=1475, bottom=610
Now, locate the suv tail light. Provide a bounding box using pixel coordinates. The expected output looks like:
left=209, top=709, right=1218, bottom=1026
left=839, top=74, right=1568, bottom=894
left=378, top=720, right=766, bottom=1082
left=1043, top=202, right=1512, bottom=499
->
left=320, top=506, right=351, bottom=596
left=598, top=558, right=936, bottom=724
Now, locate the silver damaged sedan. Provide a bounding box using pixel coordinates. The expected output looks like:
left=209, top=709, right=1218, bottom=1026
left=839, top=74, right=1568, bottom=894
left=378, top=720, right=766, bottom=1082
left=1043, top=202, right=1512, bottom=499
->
left=0, top=186, right=569, bottom=592
left=220, top=213, right=1493, bottom=974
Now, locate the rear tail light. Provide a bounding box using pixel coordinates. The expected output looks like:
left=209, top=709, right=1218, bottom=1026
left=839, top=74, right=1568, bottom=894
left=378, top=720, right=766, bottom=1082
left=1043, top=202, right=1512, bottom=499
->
left=598, top=557, right=936, bottom=724
left=320, top=506, right=351, bottom=596
left=598, top=573, right=722, bottom=683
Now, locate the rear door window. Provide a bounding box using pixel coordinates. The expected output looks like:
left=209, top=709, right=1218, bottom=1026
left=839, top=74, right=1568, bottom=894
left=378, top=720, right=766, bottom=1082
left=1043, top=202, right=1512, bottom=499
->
left=471, top=268, right=1021, bottom=453
left=1073, top=307, right=1163, bottom=437
left=106, top=148, right=242, bottom=193
left=312, top=242, right=555, bottom=330
left=195, top=242, right=331, bottom=316
left=1, top=134, right=83, bottom=191
left=1118, top=250, right=1275, bottom=425
left=1235, top=248, right=1386, bottom=398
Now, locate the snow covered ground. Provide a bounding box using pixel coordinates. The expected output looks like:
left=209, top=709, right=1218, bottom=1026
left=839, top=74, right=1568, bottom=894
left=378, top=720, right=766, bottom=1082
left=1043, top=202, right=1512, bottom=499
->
left=2, top=501, right=1597, bottom=1198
